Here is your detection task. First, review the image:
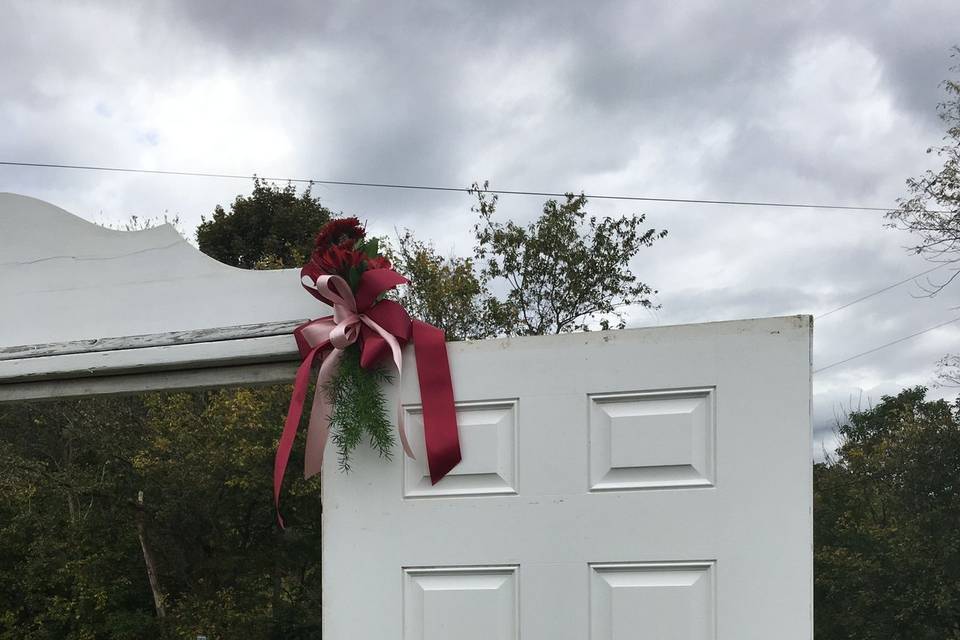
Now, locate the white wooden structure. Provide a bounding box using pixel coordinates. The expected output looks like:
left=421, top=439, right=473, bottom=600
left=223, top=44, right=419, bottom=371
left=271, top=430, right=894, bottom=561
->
left=0, top=193, right=813, bottom=639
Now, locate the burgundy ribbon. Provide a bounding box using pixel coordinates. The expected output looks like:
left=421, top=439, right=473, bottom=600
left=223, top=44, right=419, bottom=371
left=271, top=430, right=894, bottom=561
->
left=273, top=268, right=461, bottom=526
left=411, top=320, right=461, bottom=484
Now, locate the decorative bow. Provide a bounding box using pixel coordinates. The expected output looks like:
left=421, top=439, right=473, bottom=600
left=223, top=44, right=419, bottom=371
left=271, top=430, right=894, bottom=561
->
left=273, top=267, right=462, bottom=526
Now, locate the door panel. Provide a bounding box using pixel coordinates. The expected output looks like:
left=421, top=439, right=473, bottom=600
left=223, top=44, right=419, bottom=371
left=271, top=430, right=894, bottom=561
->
left=590, top=562, right=715, bottom=640
left=403, top=566, right=518, bottom=640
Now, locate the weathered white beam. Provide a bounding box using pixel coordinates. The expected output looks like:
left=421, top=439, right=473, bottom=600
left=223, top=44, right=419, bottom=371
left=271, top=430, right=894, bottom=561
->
left=0, top=320, right=304, bottom=361
left=0, top=334, right=300, bottom=383
left=0, top=362, right=299, bottom=403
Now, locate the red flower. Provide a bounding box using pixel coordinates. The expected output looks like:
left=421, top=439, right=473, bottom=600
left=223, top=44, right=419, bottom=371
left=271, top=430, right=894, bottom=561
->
left=315, top=217, right=365, bottom=251
left=313, top=244, right=368, bottom=278
left=306, top=216, right=398, bottom=290
left=366, top=255, right=392, bottom=270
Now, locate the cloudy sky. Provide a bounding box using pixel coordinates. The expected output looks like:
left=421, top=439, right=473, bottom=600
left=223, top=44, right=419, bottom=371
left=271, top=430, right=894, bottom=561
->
left=2, top=1, right=959, bottom=456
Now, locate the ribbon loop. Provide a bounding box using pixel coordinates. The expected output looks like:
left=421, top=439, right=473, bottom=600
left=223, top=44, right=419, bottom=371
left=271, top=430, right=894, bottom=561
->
left=329, top=315, right=360, bottom=349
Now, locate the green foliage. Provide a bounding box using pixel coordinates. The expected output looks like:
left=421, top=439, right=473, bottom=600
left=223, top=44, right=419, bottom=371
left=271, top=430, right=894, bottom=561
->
left=0, top=397, right=153, bottom=640
left=0, top=386, right=323, bottom=639
left=887, top=47, right=960, bottom=291
left=471, top=181, right=667, bottom=334
left=196, top=178, right=331, bottom=269
left=386, top=230, right=498, bottom=340
left=325, top=345, right=394, bottom=470
left=390, top=181, right=667, bottom=338
left=815, top=387, right=960, bottom=640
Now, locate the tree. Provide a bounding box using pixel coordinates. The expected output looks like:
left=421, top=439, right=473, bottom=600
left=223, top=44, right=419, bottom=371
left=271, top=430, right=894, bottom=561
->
left=887, top=47, right=960, bottom=293
left=196, top=178, right=331, bottom=269
left=131, top=386, right=323, bottom=638
left=471, top=182, right=666, bottom=334
left=386, top=230, right=500, bottom=340
left=814, top=387, right=960, bottom=640
left=0, top=396, right=162, bottom=639
left=391, top=182, right=667, bottom=338
left=0, top=386, right=323, bottom=640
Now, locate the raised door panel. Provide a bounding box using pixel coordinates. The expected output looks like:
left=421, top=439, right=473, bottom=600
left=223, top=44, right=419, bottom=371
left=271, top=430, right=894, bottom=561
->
left=590, top=563, right=715, bottom=640
left=403, top=566, right=518, bottom=640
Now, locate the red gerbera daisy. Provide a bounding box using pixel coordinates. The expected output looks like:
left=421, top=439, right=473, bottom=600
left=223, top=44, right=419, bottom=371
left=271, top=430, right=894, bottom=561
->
left=314, top=217, right=365, bottom=251
left=313, top=244, right=368, bottom=278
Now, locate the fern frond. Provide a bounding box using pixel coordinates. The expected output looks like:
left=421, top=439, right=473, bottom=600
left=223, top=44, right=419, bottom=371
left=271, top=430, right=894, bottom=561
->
left=324, top=344, right=395, bottom=471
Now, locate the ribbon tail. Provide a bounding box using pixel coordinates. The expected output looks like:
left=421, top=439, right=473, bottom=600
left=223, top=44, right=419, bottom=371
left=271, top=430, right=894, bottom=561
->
left=303, top=348, right=344, bottom=479
left=274, top=346, right=323, bottom=529
left=411, top=320, right=462, bottom=484
left=361, top=316, right=416, bottom=460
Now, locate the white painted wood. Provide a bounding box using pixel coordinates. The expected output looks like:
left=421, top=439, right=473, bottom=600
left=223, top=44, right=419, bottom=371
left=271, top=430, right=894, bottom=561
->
left=0, top=193, right=322, bottom=381
left=0, top=320, right=301, bottom=361
left=590, top=562, right=715, bottom=640
left=323, top=316, right=812, bottom=640
left=403, top=566, right=518, bottom=640
left=403, top=400, right=517, bottom=498
left=0, top=362, right=299, bottom=403
left=0, top=334, right=297, bottom=383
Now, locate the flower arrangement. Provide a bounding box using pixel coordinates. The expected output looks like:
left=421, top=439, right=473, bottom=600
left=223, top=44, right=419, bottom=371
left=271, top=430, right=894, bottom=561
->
left=310, top=217, right=392, bottom=290
left=305, top=218, right=395, bottom=468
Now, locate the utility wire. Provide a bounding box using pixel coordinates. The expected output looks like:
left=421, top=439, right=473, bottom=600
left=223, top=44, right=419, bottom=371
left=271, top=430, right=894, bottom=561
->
left=815, top=261, right=954, bottom=319
left=0, top=160, right=937, bottom=213
left=813, top=316, right=960, bottom=373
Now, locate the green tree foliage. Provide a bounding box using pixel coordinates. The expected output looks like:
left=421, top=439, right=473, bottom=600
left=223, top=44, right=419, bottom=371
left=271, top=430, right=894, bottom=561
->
left=814, top=387, right=960, bottom=640
left=196, top=178, right=331, bottom=269
left=386, top=230, right=500, bottom=340
left=471, top=182, right=666, bottom=334
left=0, top=398, right=155, bottom=639
left=0, top=386, right=322, bottom=640
left=887, top=47, right=960, bottom=292
left=391, top=182, right=667, bottom=338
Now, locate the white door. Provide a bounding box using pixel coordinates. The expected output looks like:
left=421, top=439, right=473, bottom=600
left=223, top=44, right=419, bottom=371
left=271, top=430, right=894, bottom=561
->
left=322, top=316, right=812, bottom=639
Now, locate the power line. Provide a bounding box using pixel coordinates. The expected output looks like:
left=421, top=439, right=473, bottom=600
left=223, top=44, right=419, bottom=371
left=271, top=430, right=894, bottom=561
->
left=815, top=262, right=954, bottom=319
left=0, top=159, right=930, bottom=212
left=813, top=316, right=960, bottom=374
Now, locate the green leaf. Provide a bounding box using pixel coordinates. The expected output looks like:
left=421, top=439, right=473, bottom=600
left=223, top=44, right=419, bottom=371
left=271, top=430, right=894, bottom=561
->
left=362, top=237, right=380, bottom=259
left=347, top=266, right=362, bottom=291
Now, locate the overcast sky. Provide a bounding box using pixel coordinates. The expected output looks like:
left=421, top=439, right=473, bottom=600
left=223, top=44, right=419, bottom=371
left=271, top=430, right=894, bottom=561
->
left=2, top=1, right=959, bottom=457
